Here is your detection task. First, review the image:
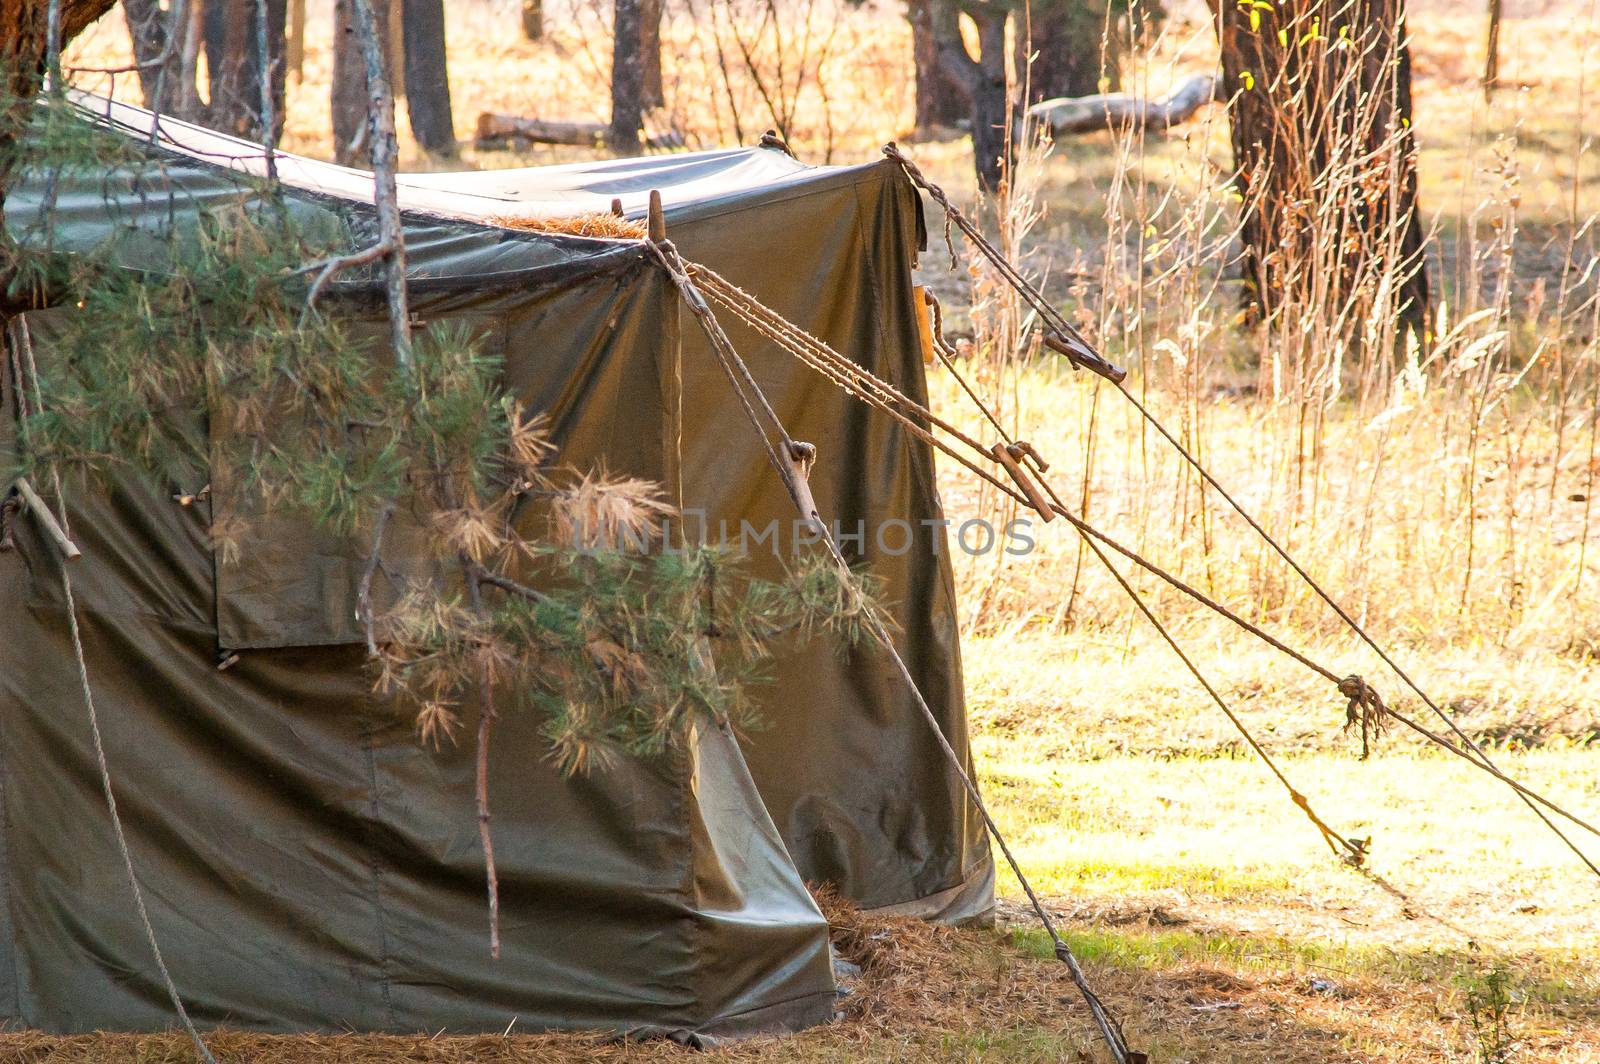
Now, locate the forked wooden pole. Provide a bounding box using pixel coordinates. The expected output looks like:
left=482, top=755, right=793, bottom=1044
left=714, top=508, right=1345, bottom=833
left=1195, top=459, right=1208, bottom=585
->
left=647, top=188, right=666, bottom=243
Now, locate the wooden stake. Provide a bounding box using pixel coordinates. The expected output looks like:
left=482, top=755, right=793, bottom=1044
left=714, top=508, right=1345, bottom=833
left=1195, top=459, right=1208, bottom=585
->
left=15, top=477, right=82, bottom=560
left=778, top=441, right=821, bottom=530
left=991, top=443, right=1055, bottom=522
left=912, top=285, right=936, bottom=365
left=647, top=189, right=666, bottom=243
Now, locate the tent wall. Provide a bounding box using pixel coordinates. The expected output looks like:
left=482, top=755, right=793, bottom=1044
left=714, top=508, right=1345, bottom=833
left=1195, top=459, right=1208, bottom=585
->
left=0, top=97, right=993, bottom=1038
left=668, top=162, right=994, bottom=922
left=0, top=264, right=836, bottom=1037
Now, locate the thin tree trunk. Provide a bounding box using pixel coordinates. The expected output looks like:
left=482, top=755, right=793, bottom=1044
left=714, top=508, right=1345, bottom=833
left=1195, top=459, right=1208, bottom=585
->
left=204, top=0, right=285, bottom=138
left=402, top=0, right=456, bottom=155
left=120, top=0, right=188, bottom=115
left=1483, top=0, right=1502, bottom=95
left=609, top=0, right=643, bottom=152
left=253, top=0, right=279, bottom=177
left=257, top=0, right=287, bottom=139
left=177, top=0, right=203, bottom=114
left=346, top=0, right=409, bottom=361
left=640, top=0, right=663, bottom=109
left=909, top=0, right=966, bottom=134
left=203, top=0, right=249, bottom=130
left=286, top=0, right=305, bottom=80
left=521, top=0, right=542, bottom=40
left=333, top=0, right=391, bottom=165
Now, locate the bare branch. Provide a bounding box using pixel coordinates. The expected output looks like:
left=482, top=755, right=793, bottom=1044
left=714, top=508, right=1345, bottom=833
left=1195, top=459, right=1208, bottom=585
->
left=357, top=499, right=396, bottom=658
left=299, top=239, right=395, bottom=320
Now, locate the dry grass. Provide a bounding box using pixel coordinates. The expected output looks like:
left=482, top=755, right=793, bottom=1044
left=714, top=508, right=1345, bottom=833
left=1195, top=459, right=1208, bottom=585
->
left=486, top=212, right=648, bottom=239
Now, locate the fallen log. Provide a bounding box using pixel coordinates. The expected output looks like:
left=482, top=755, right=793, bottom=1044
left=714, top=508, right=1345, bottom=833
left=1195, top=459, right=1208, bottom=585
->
left=1026, top=73, right=1221, bottom=137
left=475, top=113, right=685, bottom=150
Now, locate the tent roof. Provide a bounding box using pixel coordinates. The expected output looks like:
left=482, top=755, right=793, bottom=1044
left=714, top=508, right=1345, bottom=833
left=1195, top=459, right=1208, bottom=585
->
left=24, top=94, right=876, bottom=288
left=79, top=93, right=828, bottom=221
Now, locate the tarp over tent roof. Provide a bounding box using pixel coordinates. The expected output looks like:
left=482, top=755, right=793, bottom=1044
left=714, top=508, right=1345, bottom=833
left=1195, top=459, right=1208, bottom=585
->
left=0, top=95, right=992, bottom=1038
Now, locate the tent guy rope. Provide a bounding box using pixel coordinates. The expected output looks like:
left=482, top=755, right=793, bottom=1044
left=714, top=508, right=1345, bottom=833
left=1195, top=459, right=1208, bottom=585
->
left=4, top=319, right=218, bottom=1064
left=685, top=168, right=1600, bottom=879
left=881, top=143, right=1600, bottom=882
left=645, top=192, right=1146, bottom=1064
left=690, top=262, right=1370, bottom=866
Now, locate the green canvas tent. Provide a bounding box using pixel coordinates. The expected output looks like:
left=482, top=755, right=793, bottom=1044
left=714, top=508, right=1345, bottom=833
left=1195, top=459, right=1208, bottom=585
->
left=0, top=95, right=992, bottom=1039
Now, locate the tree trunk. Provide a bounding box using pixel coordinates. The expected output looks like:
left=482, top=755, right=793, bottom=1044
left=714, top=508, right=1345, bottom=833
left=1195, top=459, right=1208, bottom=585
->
left=640, top=0, right=663, bottom=109
left=929, top=0, right=1011, bottom=190
left=1483, top=0, right=1502, bottom=95
left=204, top=0, right=286, bottom=138
left=286, top=0, right=305, bottom=80
left=609, top=0, right=643, bottom=152
left=521, top=0, right=542, bottom=40
left=334, top=0, right=391, bottom=164
left=121, top=0, right=189, bottom=116
left=401, top=0, right=456, bottom=155
left=1215, top=0, right=1429, bottom=335
left=968, top=9, right=1010, bottom=189
left=202, top=0, right=246, bottom=128
left=909, top=0, right=967, bottom=134
left=1016, top=0, right=1117, bottom=104
left=477, top=111, right=683, bottom=149
left=0, top=0, right=119, bottom=230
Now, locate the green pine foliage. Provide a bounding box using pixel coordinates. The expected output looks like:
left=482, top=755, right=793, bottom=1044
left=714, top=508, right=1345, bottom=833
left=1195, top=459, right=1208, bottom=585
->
left=2, top=90, right=884, bottom=776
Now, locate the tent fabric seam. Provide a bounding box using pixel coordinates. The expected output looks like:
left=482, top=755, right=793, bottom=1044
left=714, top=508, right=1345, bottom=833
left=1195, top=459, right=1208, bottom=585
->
left=359, top=695, right=399, bottom=1028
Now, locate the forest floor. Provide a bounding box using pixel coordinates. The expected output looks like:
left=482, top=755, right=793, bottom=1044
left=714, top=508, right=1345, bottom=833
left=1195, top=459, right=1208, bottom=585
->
left=5, top=695, right=1596, bottom=1062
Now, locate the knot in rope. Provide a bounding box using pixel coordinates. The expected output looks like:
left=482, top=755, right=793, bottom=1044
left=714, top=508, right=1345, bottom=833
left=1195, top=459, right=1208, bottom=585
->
left=1338, top=675, right=1389, bottom=761
left=787, top=440, right=816, bottom=475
